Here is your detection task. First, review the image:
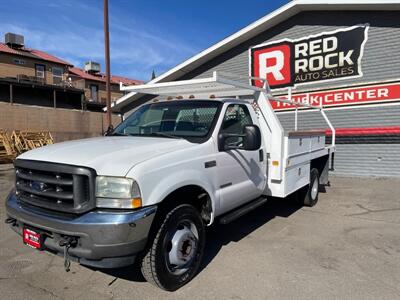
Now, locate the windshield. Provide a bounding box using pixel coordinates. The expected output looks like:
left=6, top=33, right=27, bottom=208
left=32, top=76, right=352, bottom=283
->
left=113, top=100, right=222, bottom=142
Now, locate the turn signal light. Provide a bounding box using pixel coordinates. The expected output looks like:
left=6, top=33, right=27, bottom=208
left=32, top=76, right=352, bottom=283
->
left=131, top=198, right=142, bottom=208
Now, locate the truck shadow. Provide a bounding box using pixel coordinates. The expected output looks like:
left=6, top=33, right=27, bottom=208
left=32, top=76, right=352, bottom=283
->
left=98, top=196, right=302, bottom=283
left=200, top=196, right=302, bottom=272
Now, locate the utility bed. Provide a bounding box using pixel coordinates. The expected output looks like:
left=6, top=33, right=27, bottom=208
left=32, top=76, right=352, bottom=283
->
left=274, top=130, right=330, bottom=198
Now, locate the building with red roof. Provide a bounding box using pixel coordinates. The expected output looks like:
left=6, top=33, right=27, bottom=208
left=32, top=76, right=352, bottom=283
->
left=0, top=41, right=72, bottom=87
left=68, top=66, right=143, bottom=106
left=0, top=32, right=142, bottom=111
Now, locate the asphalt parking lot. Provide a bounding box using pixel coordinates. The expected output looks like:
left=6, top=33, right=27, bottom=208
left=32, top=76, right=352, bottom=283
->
left=1, top=165, right=400, bottom=299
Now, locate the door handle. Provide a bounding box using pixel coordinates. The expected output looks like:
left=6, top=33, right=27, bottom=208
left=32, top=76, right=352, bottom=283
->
left=259, top=149, right=264, bottom=162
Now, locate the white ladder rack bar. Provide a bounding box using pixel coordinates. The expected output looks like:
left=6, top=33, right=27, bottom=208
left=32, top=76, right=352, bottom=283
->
left=320, top=109, right=336, bottom=148
left=120, top=71, right=335, bottom=148
left=214, top=71, right=325, bottom=110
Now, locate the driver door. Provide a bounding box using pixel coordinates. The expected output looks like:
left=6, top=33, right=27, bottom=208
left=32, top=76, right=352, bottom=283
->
left=216, top=104, right=266, bottom=214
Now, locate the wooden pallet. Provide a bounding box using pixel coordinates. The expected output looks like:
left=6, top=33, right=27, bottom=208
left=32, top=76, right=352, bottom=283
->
left=21, top=131, right=54, bottom=150
left=12, top=131, right=54, bottom=152
left=0, top=130, right=16, bottom=162
left=0, top=130, right=54, bottom=163
left=10, top=131, right=27, bottom=154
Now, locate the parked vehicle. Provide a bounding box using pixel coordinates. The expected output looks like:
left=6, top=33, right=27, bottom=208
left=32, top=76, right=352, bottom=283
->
left=5, top=72, right=335, bottom=291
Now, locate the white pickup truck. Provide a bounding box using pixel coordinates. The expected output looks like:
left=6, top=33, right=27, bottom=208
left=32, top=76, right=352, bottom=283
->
left=5, top=72, right=335, bottom=291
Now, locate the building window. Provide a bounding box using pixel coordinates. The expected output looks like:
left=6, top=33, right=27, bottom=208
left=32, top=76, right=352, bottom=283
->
left=35, top=64, right=45, bottom=79
left=52, top=67, right=63, bottom=84
left=90, top=84, right=99, bottom=102
left=13, top=58, right=25, bottom=65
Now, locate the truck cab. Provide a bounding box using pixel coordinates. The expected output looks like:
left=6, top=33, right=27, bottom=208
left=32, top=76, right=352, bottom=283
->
left=5, top=72, right=335, bottom=291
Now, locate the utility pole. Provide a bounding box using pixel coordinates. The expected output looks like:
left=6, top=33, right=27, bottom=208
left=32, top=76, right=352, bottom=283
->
left=104, top=0, right=112, bottom=132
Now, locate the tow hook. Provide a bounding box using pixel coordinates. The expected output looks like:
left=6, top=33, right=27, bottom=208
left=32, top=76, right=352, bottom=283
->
left=5, top=217, right=17, bottom=226
left=59, top=237, right=78, bottom=272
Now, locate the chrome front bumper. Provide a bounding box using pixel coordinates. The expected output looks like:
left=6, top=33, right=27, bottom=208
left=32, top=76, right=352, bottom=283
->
left=6, top=191, right=156, bottom=268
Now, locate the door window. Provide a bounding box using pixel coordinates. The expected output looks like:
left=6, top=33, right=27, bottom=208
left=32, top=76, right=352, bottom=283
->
left=220, top=104, right=253, bottom=148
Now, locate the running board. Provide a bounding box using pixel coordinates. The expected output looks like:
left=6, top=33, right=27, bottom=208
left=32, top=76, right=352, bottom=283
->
left=219, top=196, right=268, bottom=225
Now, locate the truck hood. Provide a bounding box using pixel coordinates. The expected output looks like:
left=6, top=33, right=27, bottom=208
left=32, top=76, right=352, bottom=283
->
left=17, top=136, right=195, bottom=176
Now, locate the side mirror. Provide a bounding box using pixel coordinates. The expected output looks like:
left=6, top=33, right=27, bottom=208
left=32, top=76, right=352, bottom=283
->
left=243, top=125, right=261, bottom=151
left=218, top=124, right=262, bottom=151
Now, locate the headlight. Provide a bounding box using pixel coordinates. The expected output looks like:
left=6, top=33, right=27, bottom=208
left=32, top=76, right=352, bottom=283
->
left=96, top=176, right=142, bottom=209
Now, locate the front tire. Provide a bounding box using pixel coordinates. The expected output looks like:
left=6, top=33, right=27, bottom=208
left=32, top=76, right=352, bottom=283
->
left=141, top=204, right=205, bottom=291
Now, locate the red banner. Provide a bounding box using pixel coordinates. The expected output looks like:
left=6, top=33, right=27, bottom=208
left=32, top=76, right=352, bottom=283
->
left=271, top=83, right=400, bottom=110
left=325, top=126, right=400, bottom=136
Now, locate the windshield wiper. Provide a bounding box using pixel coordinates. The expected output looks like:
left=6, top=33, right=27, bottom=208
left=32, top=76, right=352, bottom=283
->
left=148, top=132, right=183, bottom=139
left=109, top=132, right=128, bottom=136
left=110, top=132, right=182, bottom=139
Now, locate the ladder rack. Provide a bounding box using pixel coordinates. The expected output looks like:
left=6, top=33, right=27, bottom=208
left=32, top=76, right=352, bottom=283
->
left=120, top=71, right=336, bottom=148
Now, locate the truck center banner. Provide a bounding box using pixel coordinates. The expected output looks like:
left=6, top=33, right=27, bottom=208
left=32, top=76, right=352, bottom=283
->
left=250, top=25, right=369, bottom=89
left=271, top=83, right=400, bottom=111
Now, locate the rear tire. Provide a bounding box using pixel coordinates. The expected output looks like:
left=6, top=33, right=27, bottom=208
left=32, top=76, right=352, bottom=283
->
left=140, top=204, right=205, bottom=291
left=302, top=168, right=320, bottom=207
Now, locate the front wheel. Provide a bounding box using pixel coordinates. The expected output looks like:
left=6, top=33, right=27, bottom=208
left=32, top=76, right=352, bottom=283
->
left=140, top=204, right=205, bottom=291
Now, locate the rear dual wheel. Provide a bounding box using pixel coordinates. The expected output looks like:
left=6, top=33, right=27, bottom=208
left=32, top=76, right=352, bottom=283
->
left=302, top=168, right=320, bottom=207
left=141, top=204, right=205, bottom=291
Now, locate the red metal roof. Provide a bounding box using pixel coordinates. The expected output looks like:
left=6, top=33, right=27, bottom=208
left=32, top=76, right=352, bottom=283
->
left=110, top=74, right=143, bottom=85
left=30, top=49, right=72, bottom=66
left=68, top=67, right=143, bottom=85
left=0, top=42, right=142, bottom=85
left=0, top=42, right=72, bottom=66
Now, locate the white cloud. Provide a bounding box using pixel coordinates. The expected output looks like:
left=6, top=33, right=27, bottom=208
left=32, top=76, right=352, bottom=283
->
left=0, top=2, right=200, bottom=81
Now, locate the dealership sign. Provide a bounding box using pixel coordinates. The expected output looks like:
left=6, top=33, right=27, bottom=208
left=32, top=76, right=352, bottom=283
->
left=271, top=83, right=400, bottom=111
left=250, top=25, right=369, bottom=89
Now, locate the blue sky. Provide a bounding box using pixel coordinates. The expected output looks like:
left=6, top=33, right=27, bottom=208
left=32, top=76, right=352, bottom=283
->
left=0, top=0, right=287, bottom=81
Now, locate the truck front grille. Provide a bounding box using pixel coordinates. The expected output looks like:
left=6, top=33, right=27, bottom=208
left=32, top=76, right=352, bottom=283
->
left=14, top=159, right=96, bottom=214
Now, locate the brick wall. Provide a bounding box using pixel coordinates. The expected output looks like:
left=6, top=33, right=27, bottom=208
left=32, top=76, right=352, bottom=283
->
left=0, top=102, right=121, bottom=142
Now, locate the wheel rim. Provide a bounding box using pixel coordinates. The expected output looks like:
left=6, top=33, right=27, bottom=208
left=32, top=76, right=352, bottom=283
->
left=164, top=220, right=199, bottom=275
left=311, top=176, right=319, bottom=200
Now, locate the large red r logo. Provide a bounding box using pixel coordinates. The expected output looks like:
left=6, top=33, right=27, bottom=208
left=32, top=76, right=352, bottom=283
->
left=252, top=43, right=292, bottom=88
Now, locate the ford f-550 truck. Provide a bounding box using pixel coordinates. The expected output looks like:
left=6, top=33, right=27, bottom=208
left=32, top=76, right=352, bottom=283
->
left=5, top=72, right=335, bottom=291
